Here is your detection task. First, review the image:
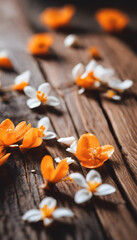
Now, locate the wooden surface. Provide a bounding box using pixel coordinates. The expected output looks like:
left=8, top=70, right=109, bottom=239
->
left=0, top=0, right=137, bottom=239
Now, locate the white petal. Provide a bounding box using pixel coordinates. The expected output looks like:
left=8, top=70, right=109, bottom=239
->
left=26, top=98, right=41, bottom=109
left=55, top=157, right=74, bottom=165
left=22, top=209, right=42, bottom=222
left=54, top=157, right=61, bottom=163
left=57, top=136, right=75, bottom=146
left=72, top=63, right=84, bottom=80
left=38, top=83, right=51, bottom=96
left=66, top=140, right=77, bottom=154
left=65, top=157, right=75, bottom=164
left=69, top=173, right=88, bottom=188
left=38, top=117, right=50, bottom=130
left=95, top=184, right=116, bottom=196
left=78, top=88, right=85, bottom=94
left=85, top=60, right=98, bottom=73
left=39, top=197, right=57, bottom=209
left=0, top=49, right=9, bottom=58
left=46, top=96, right=60, bottom=106
left=43, top=218, right=53, bottom=226
left=86, top=170, right=102, bottom=184
left=53, top=208, right=74, bottom=219
left=108, top=79, right=133, bottom=91
left=94, top=66, right=115, bottom=82
left=74, top=189, right=92, bottom=204
left=112, top=95, right=121, bottom=100
left=42, top=131, right=56, bottom=140
left=64, top=34, right=80, bottom=47
left=24, top=86, right=36, bottom=98
left=14, top=70, right=31, bottom=85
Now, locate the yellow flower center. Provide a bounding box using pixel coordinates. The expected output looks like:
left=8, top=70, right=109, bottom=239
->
left=106, top=90, right=116, bottom=98
left=36, top=91, right=47, bottom=103
left=38, top=125, right=46, bottom=137
left=41, top=205, right=56, bottom=219
left=88, top=181, right=101, bottom=192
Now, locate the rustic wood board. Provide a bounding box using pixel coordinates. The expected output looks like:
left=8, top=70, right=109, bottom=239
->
left=0, top=0, right=137, bottom=240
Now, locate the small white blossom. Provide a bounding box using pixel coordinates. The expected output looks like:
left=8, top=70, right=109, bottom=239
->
left=37, top=117, right=56, bottom=140
left=64, top=34, right=80, bottom=47
left=22, top=197, right=74, bottom=226
left=69, top=170, right=116, bottom=204
left=24, top=83, right=60, bottom=109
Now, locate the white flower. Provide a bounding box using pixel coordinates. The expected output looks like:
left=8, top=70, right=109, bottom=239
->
left=22, top=197, right=74, bottom=226
left=69, top=170, right=116, bottom=204
left=57, top=136, right=76, bottom=146
left=13, top=70, right=31, bottom=90
left=54, top=157, right=74, bottom=165
left=108, top=79, right=133, bottom=92
left=24, top=83, right=60, bottom=109
left=64, top=34, right=80, bottom=47
left=37, top=117, right=56, bottom=140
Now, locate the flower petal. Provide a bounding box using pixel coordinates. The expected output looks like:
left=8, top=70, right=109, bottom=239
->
left=14, top=70, right=31, bottom=85
left=26, top=98, right=41, bottom=109
left=66, top=140, right=77, bottom=154
left=95, top=184, right=116, bottom=196
left=108, top=79, right=133, bottom=92
left=39, top=197, right=57, bottom=209
left=43, top=218, right=53, bottom=226
left=78, top=88, right=85, bottom=95
left=86, top=170, right=102, bottom=184
left=76, top=133, right=100, bottom=162
left=22, top=209, right=42, bottom=222
left=64, top=34, right=80, bottom=47
left=58, top=136, right=75, bottom=146
left=94, top=65, right=115, bottom=82
left=46, top=96, right=60, bottom=106
left=52, top=159, right=69, bottom=183
left=40, top=155, right=55, bottom=181
left=99, top=145, right=114, bottom=161
left=42, top=131, right=56, bottom=140
left=38, top=117, right=50, bottom=130
left=38, top=83, right=51, bottom=96
left=72, top=63, right=84, bottom=80
left=85, top=60, right=98, bottom=73
left=69, top=173, right=88, bottom=188
left=74, top=189, right=92, bottom=204
left=53, top=208, right=74, bottom=218
left=24, top=86, right=36, bottom=98
left=55, top=157, right=74, bottom=165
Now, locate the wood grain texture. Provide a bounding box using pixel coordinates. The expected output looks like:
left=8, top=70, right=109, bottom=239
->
left=0, top=0, right=137, bottom=240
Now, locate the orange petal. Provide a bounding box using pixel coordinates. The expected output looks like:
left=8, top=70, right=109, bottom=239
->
left=76, top=72, right=98, bottom=89
left=40, top=5, right=75, bottom=29
left=80, top=159, right=105, bottom=169
left=52, top=159, right=69, bottom=183
left=0, top=119, right=14, bottom=132
left=0, top=132, right=16, bottom=146
left=89, top=47, right=101, bottom=59
left=0, top=57, right=13, bottom=69
left=0, top=153, right=11, bottom=166
left=14, top=121, right=27, bottom=141
left=22, top=128, right=39, bottom=148
left=95, top=8, right=129, bottom=32
left=30, top=137, right=42, bottom=148
left=40, top=155, right=55, bottom=181
left=99, top=145, right=114, bottom=161
left=13, top=82, right=29, bottom=91
left=27, top=33, right=53, bottom=55
left=76, top=133, right=100, bottom=161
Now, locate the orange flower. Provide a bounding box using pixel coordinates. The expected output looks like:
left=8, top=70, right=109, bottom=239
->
left=95, top=8, right=129, bottom=32
left=27, top=33, right=53, bottom=55
left=40, top=155, right=69, bottom=188
left=89, top=47, right=101, bottom=59
left=76, top=133, right=114, bottom=168
left=0, top=119, right=30, bottom=147
left=76, top=71, right=99, bottom=89
left=40, top=5, right=75, bottom=29
left=0, top=146, right=11, bottom=166
left=19, top=128, right=43, bottom=153
left=0, top=50, right=13, bottom=69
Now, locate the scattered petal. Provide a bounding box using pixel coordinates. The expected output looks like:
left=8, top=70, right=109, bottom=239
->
left=95, top=184, right=116, bottom=196
left=74, top=189, right=92, bottom=204
left=69, top=173, right=88, bottom=188
left=64, top=34, right=80, bottom=47
left=53, top=208, right=74, bottom=218
left=58, top=136, right=75, bottom=146
left=72, top=63, right=85, bottom=80
left=39, top=197, right=57, bottom=209
left=47, top=96, right=60, bottom=106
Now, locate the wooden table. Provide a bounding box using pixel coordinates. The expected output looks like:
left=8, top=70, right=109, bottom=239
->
left=0, top=0, right=137, bottom=239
